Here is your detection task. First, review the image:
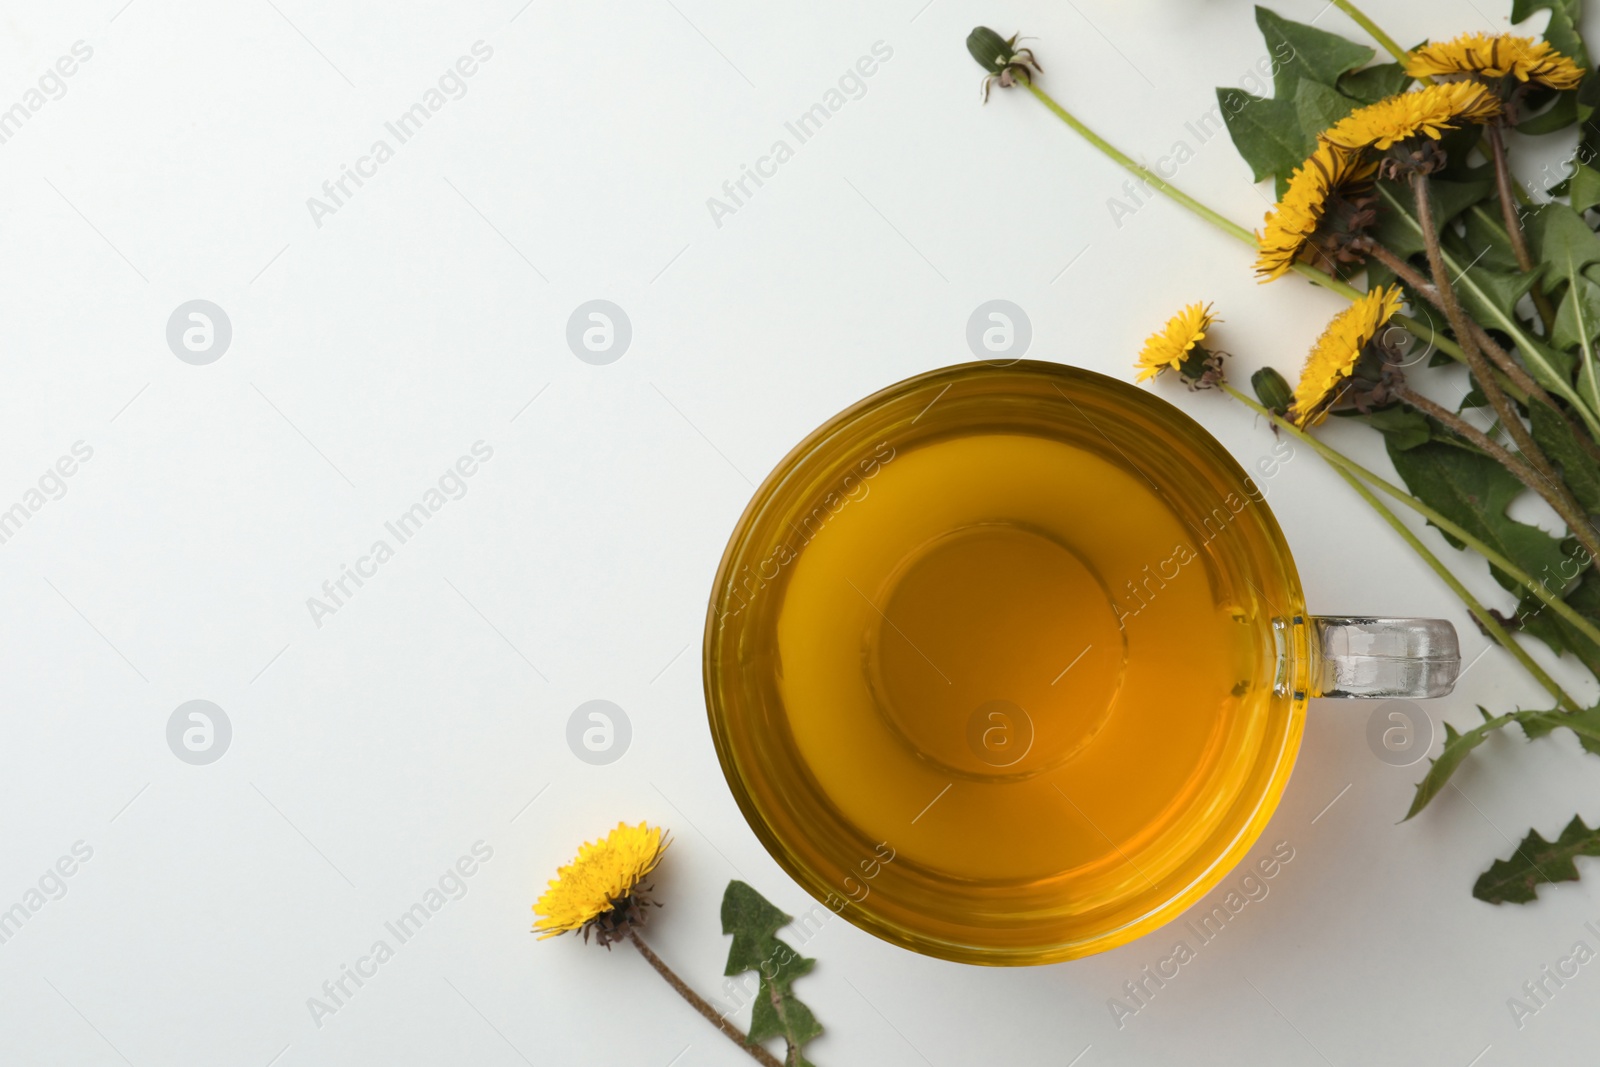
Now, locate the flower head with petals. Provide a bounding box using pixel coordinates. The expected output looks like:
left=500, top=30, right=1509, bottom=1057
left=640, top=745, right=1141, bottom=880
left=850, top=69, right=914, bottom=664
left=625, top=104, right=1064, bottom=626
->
left=1405, top=32, right=1584, bottom=91
left=1255, top=143, right=1378, bottom=281
left=1136, top=302, right=1221, bottom=386
left=1291, top=285, right=1405, bottom=426
left=1321, top=82, right=1502, bottom=153
left=533, top=821, right=670, bottom=945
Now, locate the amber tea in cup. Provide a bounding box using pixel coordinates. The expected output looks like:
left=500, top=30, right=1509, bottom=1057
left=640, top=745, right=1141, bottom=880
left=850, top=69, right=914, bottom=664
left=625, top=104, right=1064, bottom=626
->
left=703, top=361, right=1457, bottom=965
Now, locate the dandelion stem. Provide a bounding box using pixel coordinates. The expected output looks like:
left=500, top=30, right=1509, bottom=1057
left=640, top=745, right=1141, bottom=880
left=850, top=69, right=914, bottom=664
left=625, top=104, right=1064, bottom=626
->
left=1393, top=310, right=1467, bottom=364
left=1222, top=383, right=1600, bottom=652
left=1487, top=126, right=1535, bottom=273
left=1328, top=0, right=1411, bottom=67
left=1225, top=383, right=1582, bottom=709
left=1015, top=75, right=1466, bottom=365
left=1486, top=124, right=1556, bottom=331
left=1409, top=170, right=1597, bottom=557
left=1377, top=181, right=1600, bottom=440
left=1020, top=77, right=1254, bottom=244
left=1410, top=173, right=1512, bottom=425
left=1389, top=382, right=1600, bottom=559
left=1334, top=465, right=1582, bottom=712
left=628, top=929, right=784, bottom=1067
left=1389, top=386, right=1526, bottom=478
left=1367, top=235, right=1600, bottom=457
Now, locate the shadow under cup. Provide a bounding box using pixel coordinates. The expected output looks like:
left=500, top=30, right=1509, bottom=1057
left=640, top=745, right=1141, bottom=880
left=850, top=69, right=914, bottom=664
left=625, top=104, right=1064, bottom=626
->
left=703, top=361, right=1309, bottom=965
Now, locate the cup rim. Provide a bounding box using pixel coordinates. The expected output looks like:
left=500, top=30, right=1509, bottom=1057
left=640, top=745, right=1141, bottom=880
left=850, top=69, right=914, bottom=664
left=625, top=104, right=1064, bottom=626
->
left=702, top=359, right=1308, bottom=965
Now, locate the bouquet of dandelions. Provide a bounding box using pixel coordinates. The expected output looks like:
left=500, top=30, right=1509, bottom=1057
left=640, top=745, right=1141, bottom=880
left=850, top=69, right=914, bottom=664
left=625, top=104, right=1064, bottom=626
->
left=969, top=1, right=1600, bottom=904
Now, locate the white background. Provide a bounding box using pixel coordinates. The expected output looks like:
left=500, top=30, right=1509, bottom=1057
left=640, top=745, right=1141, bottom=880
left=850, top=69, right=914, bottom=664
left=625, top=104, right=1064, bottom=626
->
left=0, top=0, right=1597, bottom=1064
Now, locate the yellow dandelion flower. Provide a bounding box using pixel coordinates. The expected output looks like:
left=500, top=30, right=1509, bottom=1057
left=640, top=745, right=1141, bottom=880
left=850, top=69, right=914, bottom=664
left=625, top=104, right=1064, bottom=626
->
left=1255, top=143, right=1378, bottom=281
left=1135, top=302, right=1215, bottom=383
left=1290, top=285, right=1404, bottom=426
left=533, top=821, right=669, bottom=943
left=1321, top=82, right=1502, bottom=152
left=1405, top=32, right=1585, bottom=91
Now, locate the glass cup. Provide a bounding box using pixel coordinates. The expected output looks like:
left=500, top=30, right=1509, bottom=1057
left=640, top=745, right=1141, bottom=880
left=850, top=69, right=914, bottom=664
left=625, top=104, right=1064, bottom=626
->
left=702, top=361, right=1458, bottom=965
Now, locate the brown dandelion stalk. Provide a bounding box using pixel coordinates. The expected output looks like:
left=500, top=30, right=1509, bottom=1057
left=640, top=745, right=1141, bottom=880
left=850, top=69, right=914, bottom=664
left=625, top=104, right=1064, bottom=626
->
left=1391, top=385, right=1550, bottom=489
left=628, top=930, right=785, bottom=1067
left=1360, top=240, right=1559, bottom=410
left=1484, top=124, right=1556, bottom=331
left=1362, top=239, right=1600, bottom=459
left=1410, top=172, right=1600, bottom=565
left=533, top=823, right=786, bottom=1067
left=1487, top=125, right=1535, bottom=274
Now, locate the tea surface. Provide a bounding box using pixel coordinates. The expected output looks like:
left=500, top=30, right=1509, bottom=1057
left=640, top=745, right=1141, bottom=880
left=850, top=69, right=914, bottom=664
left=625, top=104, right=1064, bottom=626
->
left=775, top=432, right=1266, bottom=887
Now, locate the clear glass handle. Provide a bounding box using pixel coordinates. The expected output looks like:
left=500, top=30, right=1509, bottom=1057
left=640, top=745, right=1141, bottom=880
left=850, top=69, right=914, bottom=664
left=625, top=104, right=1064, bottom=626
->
left=1308, top=616, right=1460, bottom=699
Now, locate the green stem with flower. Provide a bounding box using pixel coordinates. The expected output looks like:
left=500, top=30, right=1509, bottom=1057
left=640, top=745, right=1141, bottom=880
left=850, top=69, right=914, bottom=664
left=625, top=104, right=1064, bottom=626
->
left=979, top=25, right=1600, bottom=566
left=971, top=18, right=1600, bottom=853
left=988, top=53, right=1470, bottom=365
left=531, top=823, right=801, bottom=1067
left=975, top=27, right=1600, bottom=447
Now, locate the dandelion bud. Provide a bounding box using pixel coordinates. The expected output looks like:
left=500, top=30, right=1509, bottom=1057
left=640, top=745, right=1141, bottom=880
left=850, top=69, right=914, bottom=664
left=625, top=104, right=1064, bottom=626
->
left=1252, top=367, right=1293, bottom=418
left=966, top=27, right=1013, bottom=74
